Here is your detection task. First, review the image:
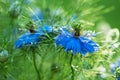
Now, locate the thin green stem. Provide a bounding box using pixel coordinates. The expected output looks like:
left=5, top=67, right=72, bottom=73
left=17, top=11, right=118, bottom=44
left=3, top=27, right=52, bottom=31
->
left=33, top=53, right=41, bottom=80
left=70, top=54, right=74, bottom=80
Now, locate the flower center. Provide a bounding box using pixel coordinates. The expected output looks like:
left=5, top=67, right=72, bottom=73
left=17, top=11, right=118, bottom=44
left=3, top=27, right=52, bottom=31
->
left=74, top=31, right=80, bottom=36
left=72, top=23, right=81, bottom=37
left=27, top=21, right=36, bottom=33
left=74, top=28, right=80, bottom=37
left=29, top=29, right=36, bottom=33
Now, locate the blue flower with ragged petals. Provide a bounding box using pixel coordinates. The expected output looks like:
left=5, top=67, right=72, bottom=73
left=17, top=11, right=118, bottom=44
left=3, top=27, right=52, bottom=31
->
left=55, top=28, right=99, bottom=55
left=15, top=26, right=52, bottom=48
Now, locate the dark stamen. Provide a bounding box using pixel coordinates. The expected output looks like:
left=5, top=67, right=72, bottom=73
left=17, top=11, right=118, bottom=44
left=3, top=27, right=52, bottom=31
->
left=29, top=28, right=35, bottom=33
left=74, top=31, right=80, bottom=36
left=72, top=23, right=81, bottom=37
left=74, top=28, right=80, bottom=36
left=26, top=21, right=36, bottom=33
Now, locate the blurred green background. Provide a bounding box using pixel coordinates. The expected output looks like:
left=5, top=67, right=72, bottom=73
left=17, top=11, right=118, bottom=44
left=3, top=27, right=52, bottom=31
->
left=100, top=0, right=120, bottom=29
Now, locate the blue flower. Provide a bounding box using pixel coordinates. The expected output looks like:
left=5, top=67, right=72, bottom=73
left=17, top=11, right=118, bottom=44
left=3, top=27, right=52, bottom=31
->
left=15, top=26, right=52, bottom=48
left=55, top=28, right=99, bottom=55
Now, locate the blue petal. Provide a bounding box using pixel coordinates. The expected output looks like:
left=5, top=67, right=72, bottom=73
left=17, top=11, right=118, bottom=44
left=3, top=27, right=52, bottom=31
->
left=55, top=28, right=72, bottom=46
left=55, top=33, right=70, bottom=47
left=15, top=32, right=41, bottom=48
left=80, top=37, right=99, bottom=53
left=15, top=39, right=24, bottom=48
left=55, top=29, right=99, bottom=55
left=65, top=37, right=82, bottom=54
left=78, top=42, right=87, bottom=55
left=37, top=25, right=52, bottom=34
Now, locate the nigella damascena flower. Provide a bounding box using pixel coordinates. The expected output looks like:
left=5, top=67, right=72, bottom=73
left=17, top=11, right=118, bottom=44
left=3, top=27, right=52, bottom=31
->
left=55, top=28, right=99, bottom=56
left=15, top=26, right=52, bottom=48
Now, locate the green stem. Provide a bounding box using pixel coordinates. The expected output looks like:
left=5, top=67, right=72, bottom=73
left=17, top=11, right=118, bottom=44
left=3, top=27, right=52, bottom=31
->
left=70, top=54, right=74, bottom=80
left=33, top=53, right=41, bottom=80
